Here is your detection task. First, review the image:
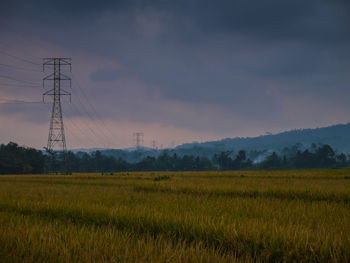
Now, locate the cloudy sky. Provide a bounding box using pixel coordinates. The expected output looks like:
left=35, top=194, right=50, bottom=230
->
left=0, top=0, right=349, bottom=149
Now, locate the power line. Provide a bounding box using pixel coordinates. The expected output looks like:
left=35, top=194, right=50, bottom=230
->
left=62, top=124, right=86, bottom=148
left=61, top=114, right=95, bottom=149
left=71, top=74, right=118, bottom=146
left=0, top=85, right=40, bottom=91
left=0, top=82, right=40, bottom=88
left=0, top=74, right=40, bottom=85
left=0, top=50, right=41, bottom=66
left=65, top=101, right=110, bottom=148
left=0, top=99, right=42, bottom=104
left=0, top=63, right=42, bottom=73
left=0, top=82, right=40, bottom=87
left=70, top=91, right=115, bottom=148
left=67, top=82, right=119, bottom=148
left=62, top=107, right=101, bottom=148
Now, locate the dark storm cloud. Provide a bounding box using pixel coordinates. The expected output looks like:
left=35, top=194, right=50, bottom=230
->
left=1, top=0, right=350, bottom=139
left=3, top=0, right=350, bottom=40
left=90, top=69, right=120, bottom=82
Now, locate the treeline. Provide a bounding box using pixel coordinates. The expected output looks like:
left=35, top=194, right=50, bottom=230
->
left=0, top=142, right=46, bottom=174
left=65, top=151, right=213, bottom=172
left=0, top=142, right=349, bottom=174
left=213, top=145, right=348, bottom=170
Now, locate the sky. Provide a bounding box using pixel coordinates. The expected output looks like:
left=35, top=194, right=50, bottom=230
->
left=0, top=0, right=349, bottom=150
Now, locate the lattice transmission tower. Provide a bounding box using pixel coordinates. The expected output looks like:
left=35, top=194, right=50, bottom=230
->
left=43, top=58, right=71, bottom=153
left=151, top=140, right=157, bottom=150
left=133, top=132, right=144, bottom=150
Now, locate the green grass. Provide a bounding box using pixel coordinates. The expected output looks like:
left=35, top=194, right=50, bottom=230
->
left=0, top=170, right=350, bottom=262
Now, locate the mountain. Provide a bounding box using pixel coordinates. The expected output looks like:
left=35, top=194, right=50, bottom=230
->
left=177, top=123, right=350, bottom=155
left=95, top=123, right=350, bottom=163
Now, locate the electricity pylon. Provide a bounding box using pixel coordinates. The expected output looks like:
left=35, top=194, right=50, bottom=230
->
left=43, top=58, right=71, bottom=171
left=151, top=140, right=157, bottom=150
left=133, top=132, right=144, bottom=150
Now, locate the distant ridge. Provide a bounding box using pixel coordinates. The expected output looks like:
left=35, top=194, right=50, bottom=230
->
left=73, top=123, right=350, bottom=163
left=177, top=123, right=350, bottom=154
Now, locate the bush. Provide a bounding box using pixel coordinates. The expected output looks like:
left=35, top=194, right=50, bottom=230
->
left=154, top=175, right=170, bottom=181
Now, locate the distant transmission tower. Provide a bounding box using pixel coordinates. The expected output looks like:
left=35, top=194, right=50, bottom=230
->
left=151, top=140, right=157, bottom=150
left=133, top=132, right=144, bottom=150
left=43, top=58, right=71, bottom=154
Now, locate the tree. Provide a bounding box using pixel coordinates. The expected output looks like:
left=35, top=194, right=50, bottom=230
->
left=336, top=153, right=347, bottom=167
left=213, top=151, right=233, bottom=170
left=315, top=144, right=336, bottom=167
left=260, top=152, right=281, bottom=169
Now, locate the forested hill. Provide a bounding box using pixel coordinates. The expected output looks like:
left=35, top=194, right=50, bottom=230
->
left=177, top=123, right=350, bottom=154
left=100, top=123, right=350, bottom=163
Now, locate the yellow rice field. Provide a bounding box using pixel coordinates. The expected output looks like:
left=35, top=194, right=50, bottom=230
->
left=0, top=170, right=350, bottom=262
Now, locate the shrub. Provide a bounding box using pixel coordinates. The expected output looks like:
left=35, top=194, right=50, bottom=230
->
left=154, top=175, right=170, bottom=181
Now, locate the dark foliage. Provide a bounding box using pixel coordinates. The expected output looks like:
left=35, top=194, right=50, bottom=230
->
left=0, top=142, right=46, bottom=174
left=0, top=142, right=349, bottom=174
